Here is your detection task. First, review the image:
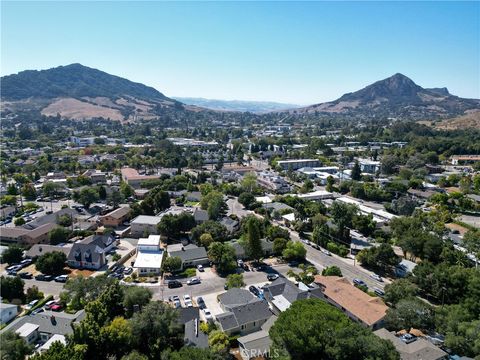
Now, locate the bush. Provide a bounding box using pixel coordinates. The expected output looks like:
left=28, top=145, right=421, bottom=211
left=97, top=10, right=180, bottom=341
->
left=14, top=217, right=25, bottom=226
left=1, top=246, right=23, bottom=265
left=322, top=266, right=342, bottom=277
left=112, top=253, right=121, bottom=262
left=326, top=242, right=349, bottom=257
left=26, top=286, right=44, bottom=303
left=180, top=268, right=197, bottom=278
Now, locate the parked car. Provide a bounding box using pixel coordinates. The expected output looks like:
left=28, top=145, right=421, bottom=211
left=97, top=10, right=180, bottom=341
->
left=19, top=272, right=33, bottom=279
left=400, top=334, right=417, bottom=344
left=168, top=280, right=182, bottom=289
left=370, top=274, right=383, bottom=282
left=172, top=295, right=180, bottom=302
left=237, top=259, right=244, bottom=268
left=123, top=267, right=133, bottom=275
left=203, top=308, right=213, bottom=322
left=321, top=249, right=332, bottom=256
left=373, top=288, right=385, bottom=297
left=196, top=296, right=206, bottom=309
left=249, top=285, right=261, bottom=297
left=183, top=294, right=193, bottom=307
left=173, top=300, right=181, bottom=308
left=267, top=273, right=279, bottom=281
left=353, top=278, right=367, bottom=287
left=44, top=300, right=57, bottom=310
left=35, top=274, right=54, bottom=281
left=26, top=300, right=39, bottom=309
left=20, top=259, right=32, bottom=267
left=55, top=275, right=69, bottom=283
left=50, top=304, right=63, bottom=312
left=196, top=264, right=204, bottom=272
left=31, top=308, right=44, bottom=315
left=186, top=277, right=201, bottom=285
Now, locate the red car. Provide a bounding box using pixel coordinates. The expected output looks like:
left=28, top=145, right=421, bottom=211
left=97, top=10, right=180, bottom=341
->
left=50, top=304, right=63, bottom=312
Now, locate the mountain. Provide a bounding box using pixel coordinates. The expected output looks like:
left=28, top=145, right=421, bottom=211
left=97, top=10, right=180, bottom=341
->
left=174, top=97, right=299, bottom=113
left=291, top=73, right=480, bottom=120
left=0, top=64, right=191, bottom=121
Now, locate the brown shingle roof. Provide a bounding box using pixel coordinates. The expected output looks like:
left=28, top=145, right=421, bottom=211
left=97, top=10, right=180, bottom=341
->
left=314, top=275, right=388, bottom=326
left=102, top=206, right=130, bottom=220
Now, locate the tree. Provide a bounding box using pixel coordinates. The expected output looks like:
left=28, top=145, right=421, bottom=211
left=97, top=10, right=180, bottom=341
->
left=273, top=238, right=288, bottom=256
left=75, top=188, right=99, bottom=209
left=329, top=201, right=358, bottom=241
left=241, top=172, right=257, bottom=193
left=29, top=341, right=87, bottom=360
left=269, top=298, right=399, bottom=360
left=356, top=244, right=400, bottom=272
left=321, top=266, right=342, bottom=277
left=385, top=298, right=435, bottom=332
left=162, top=347, right=225, bottom=360
left=157, top=213, right=196, bottom=240
left=121, top=351, right=148, bottom=360
left=1, top=245, right=23, bottom=264
left=123, top=286, right=153, bottom=318
left=0, top=276, right=25, bottom=303
left=199, top=233, right=214, bottom=248
left=384, top=279, right=418, bottom=305
left=0, top=331, right=33, bottom=360
left=351, top=160, right=361, bottom=181
left=120, top=182, right=134, bottom=199
left=61, top=275, right=116, bottom=311
left=191, top=221, right=228, bottom=244
left=58, top=214, right=73, bottom=227
left=463, top=229, right=480, bottom=265
left=238, top=192, right=256, bottom=209
left=48, top=227, right=70, bottom=245
left=208, top=330, right=230, bottom=354
left=108, top=189, right=124, bottom=208
left=14, top=217, right=25, bottom=226
left=267, top=226, right=290, bottom=241
left=97, top=186, right=107, bottom=200
left=225, top=273, right=245, bottom=289
left=21, top=183, right=36, bottom=200
left=287, top=264, right=318, bottom=284
left=326, top=176, right=335, bottom=192
left=282, top=241, right=306, bottom=261
left=245, top=216, right=263, bottom=261
left=200, top=191, right=226, bottom=220
left=207, top=242, right=236, bottom=274
left=153, top=190, right=170, bottom=212
left=100, top=316, right=133, bottom=359
left=35, top=251, right=67, bottom=275
left=26, top=285, right=44, bottom=303
left=42, top=181, right=64, bottom=199
left=130, top=301, right=183, bottom=357
left=162, top=256, right=182, bottom=273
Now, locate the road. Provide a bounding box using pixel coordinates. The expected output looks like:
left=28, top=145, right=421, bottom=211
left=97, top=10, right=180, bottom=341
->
left=284, top=226, right=388, bottom=290
left=226, top=198, right=253, bottom=219
left=151, top=264, right=293, bottom=301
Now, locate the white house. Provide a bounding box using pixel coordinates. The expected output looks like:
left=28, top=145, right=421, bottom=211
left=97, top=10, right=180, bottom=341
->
left=134, top=235, right=164, bottom=276
left=0, top=303, right=18, bottom=324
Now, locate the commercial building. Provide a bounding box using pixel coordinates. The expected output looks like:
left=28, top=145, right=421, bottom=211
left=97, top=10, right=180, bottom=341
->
left=277, top=159, right=321, bottom=171
left=256, top=172, right=291, bottom=193
left=100, top=206, right=131, bottom=228
left=121, top=168, right=161, bottom=188
left=0, top=223, right=57, bottom=246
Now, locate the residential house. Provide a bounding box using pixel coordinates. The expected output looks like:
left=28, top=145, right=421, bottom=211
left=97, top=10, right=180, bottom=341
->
left=38, top=334, right=66, bottom=353
left=216, top=298, right=273, bottom=336
left=374, top=329, right=448, bottom=360
left=220, top=217, right=240, bottom=233
left=82, top=169, right=106, bottom=184
left=262, top=278, right=309, bottom=314
left=193, top=208, right=209, bottom=224
left=313, top=276, right=388, bottom=330
left=130, top=215, right=162, bottom=238
left=26, top=244, right=72, bottom=259
left=133, top=235, right=164, bottom=276
left=238, top=315, right=277, bottom=360
left=0, top=303, right=19, bottom=324
left=1, top=310, right=85, bottom=346
left=184, top=318, right=209, bottom=349
left=218, top=288, right=256, bottom=312
left=227, top=239, right=274, bottom=260
left=100, top=206, right=130, bottom=228
left=167, top=244, right=209, bottom=270
left=0, top=223, right=57, bottom=245
left=395, top=259, right=417, bottom=278
left=67, top=234, right=116, bottom=270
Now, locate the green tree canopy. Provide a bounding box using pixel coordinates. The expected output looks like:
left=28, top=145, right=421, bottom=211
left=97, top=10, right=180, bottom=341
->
left=35, top=251, right=67, bottom=275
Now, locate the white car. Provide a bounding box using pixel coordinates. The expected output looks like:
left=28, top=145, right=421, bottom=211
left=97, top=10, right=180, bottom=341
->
left=322, top=249, right=332, bottom=256
left=196, top=264, right=204, bottom=272
left=187, top=277, right=201, bottom=285
left=371, top=274, right=383, bottom=282
left=183, top=294, right=193, bottom=307
left=203, top=308, right=213, bottom=322
left=26, top=300, right=39, bottom=309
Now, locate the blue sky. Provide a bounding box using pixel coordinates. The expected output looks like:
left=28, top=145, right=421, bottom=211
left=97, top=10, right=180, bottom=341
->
left=1, top=1, right=479, bottom=104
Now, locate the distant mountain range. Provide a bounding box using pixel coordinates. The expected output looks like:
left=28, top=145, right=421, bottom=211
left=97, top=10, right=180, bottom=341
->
left=174, top=97, right=299, bottom=113
left=1, top=64, right=479, bottom=123
left=289, top=73, right=480, bottom=120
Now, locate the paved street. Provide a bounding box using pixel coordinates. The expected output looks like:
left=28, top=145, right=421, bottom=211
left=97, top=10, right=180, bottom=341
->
left=285, top=227, right=388, bottom=290
left=226, top=198, right=252, bottom=219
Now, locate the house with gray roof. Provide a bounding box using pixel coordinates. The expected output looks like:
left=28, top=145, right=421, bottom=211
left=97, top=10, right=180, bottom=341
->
left=184, top=318, right=209, bottom=349
left=193, top=208, right=209, bottom=224
left=227, top=239, right=274, bottom=260
left=1, top=310, right=85, bottom=345
left=218, top=288, right=256, bottom=312
left=238, top=315, right=277, bottom=360
left=67, top=234, right=116, bottom=270
left=262, top=277, right=309, bottom=314
left=220, top=217, right=240, bottom=233
left=167, top=244, right=208, bottom=270
left=216, top=298, right=273, bottom=336
left=374, top=328, right=448, bottom=360
left=26, top=244, right=72, bottom=259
